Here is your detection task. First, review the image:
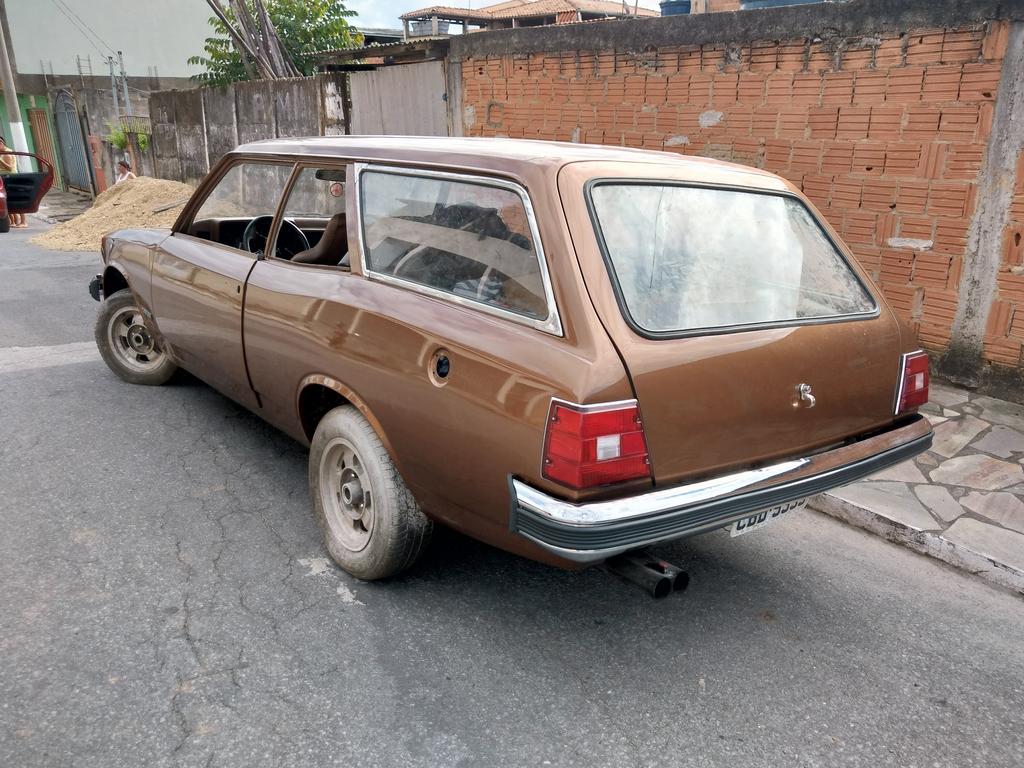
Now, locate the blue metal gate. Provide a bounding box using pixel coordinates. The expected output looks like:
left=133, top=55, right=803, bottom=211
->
left=53, top=89, right=92, bottom=193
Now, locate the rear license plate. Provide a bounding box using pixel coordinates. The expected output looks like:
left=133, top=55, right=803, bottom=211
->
left=730, top=499, right=807, bottom=537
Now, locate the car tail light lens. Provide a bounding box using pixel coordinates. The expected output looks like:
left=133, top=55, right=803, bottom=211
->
left=542, top=399, right=651, bottom=490
left=896, top=350, right=930, bottom=414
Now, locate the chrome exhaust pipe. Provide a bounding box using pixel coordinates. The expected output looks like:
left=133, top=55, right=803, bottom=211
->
left=605, top=551, right=688, bottom=598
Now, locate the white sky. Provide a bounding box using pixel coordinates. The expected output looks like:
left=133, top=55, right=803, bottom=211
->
left=345, top=1, right=661, bottom=30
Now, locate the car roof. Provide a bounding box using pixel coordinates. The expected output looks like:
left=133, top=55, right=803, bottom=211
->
left=233, top=135, right=779, bottom=183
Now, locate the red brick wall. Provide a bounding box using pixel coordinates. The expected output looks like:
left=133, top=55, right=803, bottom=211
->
left=705, top=0, right=742, bottom=11
left=459, top=21, right=1019, bottom=367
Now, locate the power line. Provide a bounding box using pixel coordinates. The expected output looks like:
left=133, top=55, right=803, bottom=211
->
left=53, top=0, right=116, bottom=53
left=48, top=0, right=115, bottom=58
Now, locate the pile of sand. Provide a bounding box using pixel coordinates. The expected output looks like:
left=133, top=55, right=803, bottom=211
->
left=31, top=177, right=195, bottom=252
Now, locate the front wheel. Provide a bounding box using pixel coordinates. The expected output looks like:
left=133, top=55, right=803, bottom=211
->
left=309, top=406, right=432, bottom=580
left=94, top=289, right=177, bottom=385
left=0, top=215, right=9, bottom=234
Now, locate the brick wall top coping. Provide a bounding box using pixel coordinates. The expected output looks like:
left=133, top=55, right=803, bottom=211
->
left=449, top=0, right=1024, bottom=61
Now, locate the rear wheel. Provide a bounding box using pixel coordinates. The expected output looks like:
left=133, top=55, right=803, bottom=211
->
left=94, top=289, right=177, bottom=385
left=309, top=405, right=432, bottom=580
left=0, top=215, right=9, bottom=233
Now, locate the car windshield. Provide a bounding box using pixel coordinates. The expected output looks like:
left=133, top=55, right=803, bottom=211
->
left=588, top=183, right=876, bottom=334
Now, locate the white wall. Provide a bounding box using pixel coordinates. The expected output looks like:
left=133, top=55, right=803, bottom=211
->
left=6, top=0, right=212, bottom=79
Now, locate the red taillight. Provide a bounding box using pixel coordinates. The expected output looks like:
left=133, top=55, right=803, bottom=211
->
left=542, top=399, right=651, bottom=490
left=897, top=350, right=930, bottom=414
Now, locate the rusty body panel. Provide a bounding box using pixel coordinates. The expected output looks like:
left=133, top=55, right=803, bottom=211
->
left=98, top=137, right=931, bottom=568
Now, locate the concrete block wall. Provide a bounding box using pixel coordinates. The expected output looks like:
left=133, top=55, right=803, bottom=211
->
left=452, top=0, right=1024, bottom=392
left=149, top=74, right=348, bottom=187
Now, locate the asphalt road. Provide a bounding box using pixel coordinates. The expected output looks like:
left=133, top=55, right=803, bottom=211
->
left=2, top=222, right=1023, bottom=768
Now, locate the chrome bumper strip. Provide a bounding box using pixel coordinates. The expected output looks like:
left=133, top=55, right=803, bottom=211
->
left=509, top=417, right=932, bottom=563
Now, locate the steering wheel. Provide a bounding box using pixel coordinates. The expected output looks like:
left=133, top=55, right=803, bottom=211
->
left=241, top=215, right=309, bottom=259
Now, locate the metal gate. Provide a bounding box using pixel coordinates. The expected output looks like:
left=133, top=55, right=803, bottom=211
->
left=53, top=89, right=92, bottom=192
left=27, top=108, right=62, bottom=188
left=348, top=61, right=449, bottom=136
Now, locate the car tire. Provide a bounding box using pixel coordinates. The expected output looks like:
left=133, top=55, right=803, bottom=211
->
left=309, top=405, right=432, bottom=580
left=94, top=289, right=178, bottom=385
left=0, top=215, right=9, bottom=233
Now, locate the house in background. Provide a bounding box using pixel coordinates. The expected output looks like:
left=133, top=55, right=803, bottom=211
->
left=686, top=0, right=845, bottom=12
left=401, top=1, right=659, bottom=39
left=0, top=0, right=210, bottom=191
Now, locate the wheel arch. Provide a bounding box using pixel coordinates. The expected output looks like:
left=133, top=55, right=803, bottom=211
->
left=102, top=265, right=129, bottom=297
left=296, top=375, right=401, bottom=465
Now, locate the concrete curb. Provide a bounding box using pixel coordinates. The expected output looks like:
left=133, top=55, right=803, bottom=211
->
left=811, top=493, right=1024, bottom=597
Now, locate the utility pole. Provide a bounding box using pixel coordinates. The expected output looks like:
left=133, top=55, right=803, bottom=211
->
left=117, top=51, right=131, bottom=117
left=108, top=57, right=120, bottom=119
left=0, top=13, right=30, bottom=170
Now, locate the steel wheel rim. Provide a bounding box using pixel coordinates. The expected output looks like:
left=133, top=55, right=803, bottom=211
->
left=107, top=306, right=165, bottom=373
left=319, top=437, right=374, bottom=552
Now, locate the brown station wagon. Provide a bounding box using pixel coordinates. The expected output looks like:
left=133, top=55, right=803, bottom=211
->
left=89, top=137, right=933, bottom=582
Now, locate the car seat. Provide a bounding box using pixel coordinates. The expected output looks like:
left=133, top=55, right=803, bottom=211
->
left=291, top=213, right=349, bottom=267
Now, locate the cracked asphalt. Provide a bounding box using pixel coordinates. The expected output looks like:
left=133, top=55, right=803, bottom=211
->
left=2, top=223, right=1023, bottom=768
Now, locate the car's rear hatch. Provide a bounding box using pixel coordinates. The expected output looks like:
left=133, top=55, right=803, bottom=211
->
left=558, top=160, right=904, bottom=488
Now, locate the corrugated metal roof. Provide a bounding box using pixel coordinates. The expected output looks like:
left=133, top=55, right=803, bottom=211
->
left=401, top=5, right=497, bottom=21
left=402, top=0, right=657, bottom=21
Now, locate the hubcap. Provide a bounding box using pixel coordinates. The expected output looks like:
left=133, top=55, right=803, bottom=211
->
left=107, top=306, right=165, bottom=372
left=319, top=438, right=374, bottom=552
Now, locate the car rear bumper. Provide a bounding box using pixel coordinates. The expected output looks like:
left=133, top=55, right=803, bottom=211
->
left=509, top=415, right=933, bottom=563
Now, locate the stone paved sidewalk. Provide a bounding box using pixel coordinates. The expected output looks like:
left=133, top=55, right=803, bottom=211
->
left=32, top=188, right=92, bottom=224
left=813, top=382, right=1024, bottom=594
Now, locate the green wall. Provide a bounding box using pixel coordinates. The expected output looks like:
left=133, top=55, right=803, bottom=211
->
left=0, top=92, right=62, bottom=180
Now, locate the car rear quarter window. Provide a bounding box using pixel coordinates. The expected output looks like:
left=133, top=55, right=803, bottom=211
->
left=588, top=183, right=876, bottom=336
left=359, top=169, right=551, bottom=323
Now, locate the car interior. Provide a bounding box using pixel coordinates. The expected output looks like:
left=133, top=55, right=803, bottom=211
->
left=3, top=169, right=54, bottom=214
left=187, top=167, right=350, bottom=268
left=364, top=201, right=547, bottom=318
left=188, top=214, right=350, bottom=265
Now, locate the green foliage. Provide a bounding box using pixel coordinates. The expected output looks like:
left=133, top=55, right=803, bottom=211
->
left=105, top=123, right=128, bottom=151
left=105, top=122, right=151, bottom=153
left=188, top=0, right=361, bottom=86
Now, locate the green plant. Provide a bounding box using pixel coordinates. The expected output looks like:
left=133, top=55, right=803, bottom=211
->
left=105, top=122, right=151, bottom=153
left=105, top=123, right=128, bottom=151
left=188, top=0, right=361, bottom=86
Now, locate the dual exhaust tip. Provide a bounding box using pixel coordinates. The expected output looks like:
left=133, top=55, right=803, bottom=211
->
left=605, top=551, right=689, bottom=599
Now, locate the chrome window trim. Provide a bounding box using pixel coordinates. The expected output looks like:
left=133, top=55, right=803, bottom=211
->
left=354, top=162, right=563, bottom=337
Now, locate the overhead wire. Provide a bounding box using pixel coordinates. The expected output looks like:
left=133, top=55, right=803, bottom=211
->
left=48, top=0, right=116, bottom=58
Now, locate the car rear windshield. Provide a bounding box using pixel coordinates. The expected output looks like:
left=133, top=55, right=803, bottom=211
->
left=588, top=183, right=876, bottom=335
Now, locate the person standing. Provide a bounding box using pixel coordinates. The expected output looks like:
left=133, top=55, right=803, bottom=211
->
left=115, top=159, right=136, bottom=184
left=0, top=134, right=27, bottom=228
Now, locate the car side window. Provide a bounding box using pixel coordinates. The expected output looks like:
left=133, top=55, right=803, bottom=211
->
left=185, top=161, right=293, bottom=254
left=273, top=166, right=350, bottom=267
left=359, top=170, right=550, bottom=321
